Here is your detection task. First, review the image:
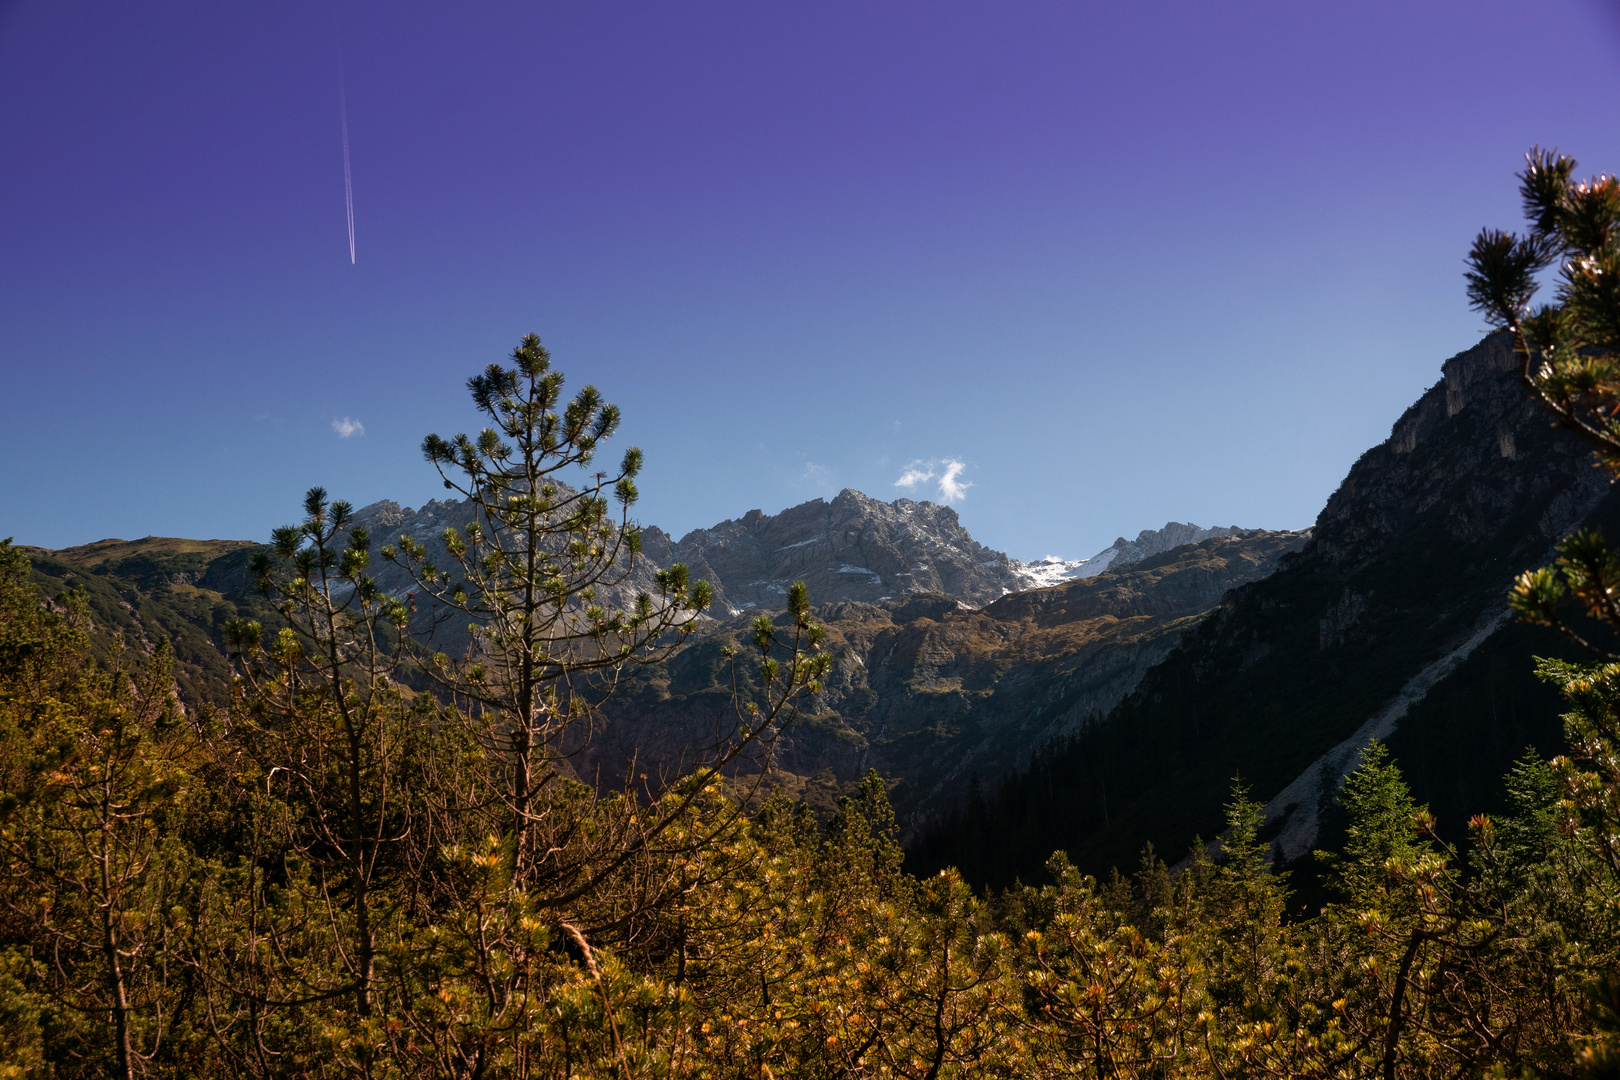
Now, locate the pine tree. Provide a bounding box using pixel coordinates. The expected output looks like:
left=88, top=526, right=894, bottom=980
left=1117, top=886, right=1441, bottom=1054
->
left=1465, top=147, right=1620, bottom=462
left=1317, top=741, right=1426, bottom=910
left=382, top=336, right=829, bottom=908
left=384, top=336, right=710, bottom=877
left=336, top=336, right=830, bottom=1075
left=0, top=541, right=203, bottom=1078
left=220, top=487, right=420, bottom=1047
left=1468, top=150, right=1620, bottom=1072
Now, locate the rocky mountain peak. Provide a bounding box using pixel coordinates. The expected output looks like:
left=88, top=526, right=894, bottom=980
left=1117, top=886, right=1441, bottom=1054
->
left=641, top=487, right=1028, bottom=612
left=1308, top=330, right=1606, bottom=573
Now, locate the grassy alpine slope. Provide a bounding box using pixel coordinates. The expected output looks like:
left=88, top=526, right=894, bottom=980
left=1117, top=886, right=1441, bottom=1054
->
left=19, top=536, right=275, bottom=707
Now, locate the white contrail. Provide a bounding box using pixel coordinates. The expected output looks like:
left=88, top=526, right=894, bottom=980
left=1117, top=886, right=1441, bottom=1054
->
left=340, top=66, right=355, bottom=264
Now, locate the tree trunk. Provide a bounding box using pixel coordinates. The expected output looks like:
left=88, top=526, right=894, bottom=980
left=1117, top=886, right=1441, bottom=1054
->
left=101, top=816, right=137, bottom=1080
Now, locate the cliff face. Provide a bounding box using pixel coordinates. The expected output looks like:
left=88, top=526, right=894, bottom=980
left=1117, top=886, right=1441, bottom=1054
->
left=1310, top=332, right=1602, bottom=570
left=590, top=529, right=1306, bottom=829
left=909, top=332, right=1618, bottom=886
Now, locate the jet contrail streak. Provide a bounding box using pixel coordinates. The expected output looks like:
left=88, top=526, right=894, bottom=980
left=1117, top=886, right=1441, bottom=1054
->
left=340, top=67, right=355, bottom=264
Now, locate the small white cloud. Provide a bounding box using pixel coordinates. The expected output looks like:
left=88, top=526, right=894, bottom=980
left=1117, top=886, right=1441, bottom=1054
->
left=893, top=458, right=972, bottom=503
left=894, top=462, right=935, bottom=489
left=937, top=459, right=971, bottom=502
left=332, top=417, right=365, bottom=438
left=784, top=452, right=836, bottom=497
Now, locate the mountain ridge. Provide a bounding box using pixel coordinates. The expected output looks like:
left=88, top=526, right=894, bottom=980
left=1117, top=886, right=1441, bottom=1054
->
left=346, top=487, right=1256, bottom=615
left=1017, top=522, right=1249, bottom=588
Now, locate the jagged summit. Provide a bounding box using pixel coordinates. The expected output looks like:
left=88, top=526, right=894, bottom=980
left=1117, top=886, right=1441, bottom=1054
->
left=346, top=488, right=1025, bottom=612
left=639, top=488, right=1028, bottom=612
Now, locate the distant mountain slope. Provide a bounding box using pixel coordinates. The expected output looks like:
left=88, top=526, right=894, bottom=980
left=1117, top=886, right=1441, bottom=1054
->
left=16, top=482, right=1283, bottom=842
left=21, top=492, right=1255, bottom=718
left=19, top=537, right=274, bottom=706
left=589, top=528, right=1306, bottom=827
left=910, top=331, right=1612, bottom=887
left=638, top=489, right=1029, bottom=611
left=353, top=488, right=1034, bottom=614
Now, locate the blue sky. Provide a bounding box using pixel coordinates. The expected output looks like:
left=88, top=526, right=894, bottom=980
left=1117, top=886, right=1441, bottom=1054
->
left=4, top=1, right=1620, bottom=559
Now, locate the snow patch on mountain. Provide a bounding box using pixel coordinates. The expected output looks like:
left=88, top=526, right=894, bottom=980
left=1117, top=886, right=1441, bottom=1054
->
left=1010, top=522, right=1245, bottom=591
left=1015, top=554, right=1110, bottom=589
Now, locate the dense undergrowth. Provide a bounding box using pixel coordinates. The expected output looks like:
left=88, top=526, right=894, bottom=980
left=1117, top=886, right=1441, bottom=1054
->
left=5, top=532, right=1620, bottom=1077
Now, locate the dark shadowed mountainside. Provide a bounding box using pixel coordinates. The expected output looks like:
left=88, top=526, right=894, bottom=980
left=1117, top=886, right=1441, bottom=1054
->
left=910, top=332, right=1612, bottom=888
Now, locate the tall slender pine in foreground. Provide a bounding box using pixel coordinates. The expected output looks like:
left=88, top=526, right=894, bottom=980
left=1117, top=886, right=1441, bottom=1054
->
left=382, top=334, right=830, bottom=901
left=385, top=335, right=702, bottom=878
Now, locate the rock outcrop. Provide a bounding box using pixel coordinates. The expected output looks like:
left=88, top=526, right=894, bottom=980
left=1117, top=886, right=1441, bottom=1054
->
left=350, top=488, right=1066, bottom=616
left=350, top=488, right=1255, bottom=619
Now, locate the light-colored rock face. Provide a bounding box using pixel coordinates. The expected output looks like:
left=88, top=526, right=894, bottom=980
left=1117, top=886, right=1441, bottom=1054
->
left=643, top=489, right=1030, bottom=613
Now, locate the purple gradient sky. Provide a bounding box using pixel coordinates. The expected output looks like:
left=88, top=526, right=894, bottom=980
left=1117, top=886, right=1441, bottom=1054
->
left=4, top=1, right=1620, bottom=558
